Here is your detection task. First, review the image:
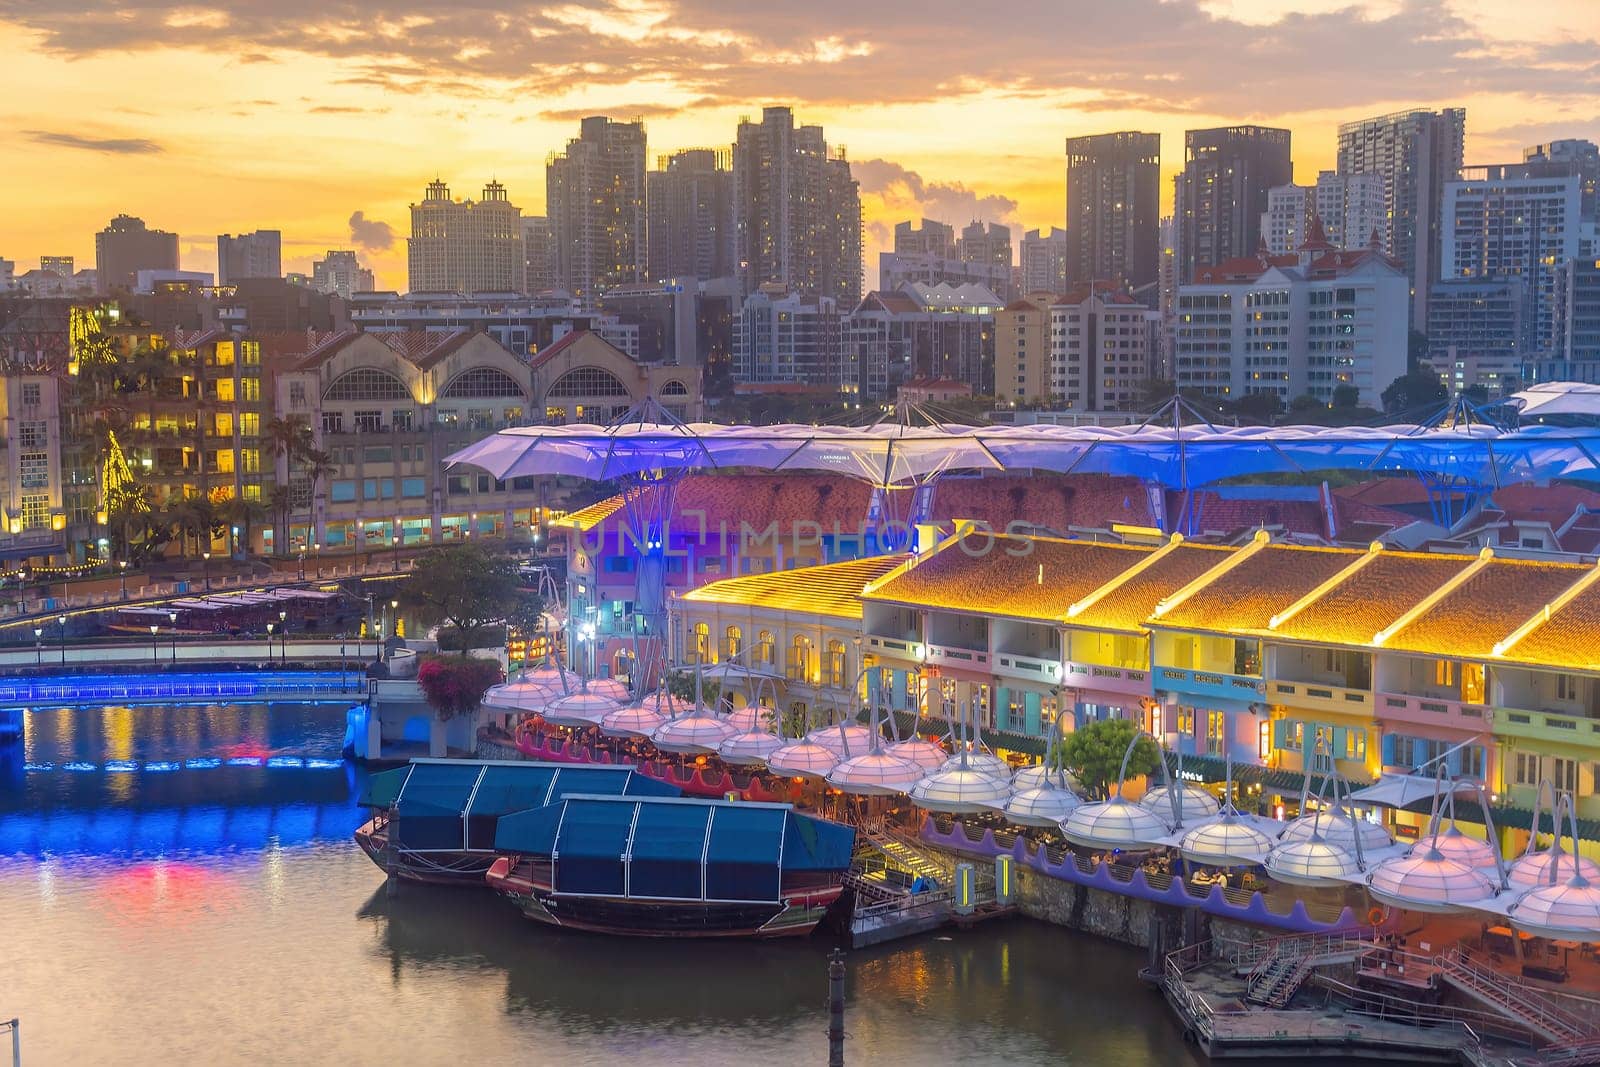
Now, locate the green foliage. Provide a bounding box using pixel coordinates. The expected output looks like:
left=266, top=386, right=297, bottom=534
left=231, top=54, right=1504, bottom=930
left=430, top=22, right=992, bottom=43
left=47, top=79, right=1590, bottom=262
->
left=1382, top=369, right=1448, bottom=414
left=396, top=545, right=524, bottom=654
left=664, top=669, right=721, bottom=707
left=1332, top=384, right=1360, bottom=409
left=1050, top=717, right=1160, bottom=801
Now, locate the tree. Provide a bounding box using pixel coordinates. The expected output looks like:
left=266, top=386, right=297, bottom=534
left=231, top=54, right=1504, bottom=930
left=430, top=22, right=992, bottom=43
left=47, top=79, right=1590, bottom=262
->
left=1332, top=384, right=1360, bottom=409
left=267, top=485, right=294, bottom=557
left=416, top=654, right=504, bottom=719
left=1381, top=369, right=1447, bottom=414
left=395, top=545, right=524, bottom=653
left=665, top=669, right=721, bottom=708
left=1289, top=393, right=1322, bottom=413
left=1235, top=392, right=1281, bottom=423
left=1050, top=717, right=1160, bottom=801
left=224, top=496, right=267, bottom=557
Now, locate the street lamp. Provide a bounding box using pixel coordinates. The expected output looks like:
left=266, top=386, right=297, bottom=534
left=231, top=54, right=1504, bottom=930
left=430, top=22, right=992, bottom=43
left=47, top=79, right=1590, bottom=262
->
left=266, top=621, right=275, bottom=663
left=297, top=548, right=306, bottom=581
left=119, top=559, right=128, bottom=599
left=151, top=624, right=160, bottom=663
left=312, top=541, right=321, bottom=578
left=33, top=625, right=42, bottom=666
left=392, top=533, right=401, bottom=572
left=231, top=524, right=241, bottom=558
left=280, top=609, right=288, bottom=662
left=58, top=613, right=66, bottom=666
left=169, top=610, right=178, bottom=662
left=202, top=550, right=212, bottom=591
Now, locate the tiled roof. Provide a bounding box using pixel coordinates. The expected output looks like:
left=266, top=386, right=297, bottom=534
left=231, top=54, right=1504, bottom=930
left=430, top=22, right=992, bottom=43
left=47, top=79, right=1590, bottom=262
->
left=1272, top=551, right=1474, bottom=645
left=867, top=536, right=1153, bottom=621
left=1384, top=558, right=1589, bottom=657
left=1168, top=491, right=1327, bottom=538
left=1503, top=579, right=1600, bottom=670
left=680, top=554, right=906, bottom=620
left=1070, top=543, right=1232, bottom=633
left=1490, top=484, right=1600, bottom=525
left=932, top=474, right=1153, bottom=534
left=553, top=494, right=626, bottom=532
left=1156, top=544, right=1359, bottom=632
left=553, top=474, right=874, bottom=535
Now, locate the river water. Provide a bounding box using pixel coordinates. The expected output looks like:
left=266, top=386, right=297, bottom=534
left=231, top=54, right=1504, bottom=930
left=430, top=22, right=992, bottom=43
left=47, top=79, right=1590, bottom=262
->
left=0, top=704, right=1197, bottom=1065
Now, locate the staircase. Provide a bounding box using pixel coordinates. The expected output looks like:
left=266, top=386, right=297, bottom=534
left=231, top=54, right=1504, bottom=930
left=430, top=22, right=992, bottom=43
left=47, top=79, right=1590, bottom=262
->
left=1246, top=952, right=1314, bottom=1008
left=857, top=822, right=952, bottom=887
left=1439, top=947, right=1591, bottom=1047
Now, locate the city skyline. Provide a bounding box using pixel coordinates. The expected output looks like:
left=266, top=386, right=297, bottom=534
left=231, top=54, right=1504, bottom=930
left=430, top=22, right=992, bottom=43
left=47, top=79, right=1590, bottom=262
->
left=2, top=0, right=1596, bottom=284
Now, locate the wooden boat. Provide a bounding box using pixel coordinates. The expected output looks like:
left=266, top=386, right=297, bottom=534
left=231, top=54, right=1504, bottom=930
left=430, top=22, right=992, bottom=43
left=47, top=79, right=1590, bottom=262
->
left=355, top=758, right=679, bottom=885
left=486, top=794, right=855, bottom=938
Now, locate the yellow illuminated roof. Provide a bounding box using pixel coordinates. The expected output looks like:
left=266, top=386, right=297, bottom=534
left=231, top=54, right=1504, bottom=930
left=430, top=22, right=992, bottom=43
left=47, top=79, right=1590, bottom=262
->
left=865, top=535, right=1154, bottom=622
left=1384, top=558, right=1590, bottom=657
left=1273, top=552, right=1474, bottom=645
left=1503, top=581, right=1600, bottom=671
left=551, top=494, right=626, bottom=532
left=679, top=554, right=907, bottom=620
left=1156, top=544, right=1359, bottom=633
left=1070, top=543, right=1231, bottom=632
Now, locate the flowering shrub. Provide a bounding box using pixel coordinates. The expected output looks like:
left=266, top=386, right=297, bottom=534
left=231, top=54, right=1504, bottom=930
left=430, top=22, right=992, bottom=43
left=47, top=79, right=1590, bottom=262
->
left=416, top=654, right=505, bottom=720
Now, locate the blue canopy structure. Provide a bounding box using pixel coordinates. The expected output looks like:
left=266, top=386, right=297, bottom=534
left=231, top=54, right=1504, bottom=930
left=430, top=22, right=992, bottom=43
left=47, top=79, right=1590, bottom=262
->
left=495, top=795, right=856, bottom=903
left=358, top=758, right=678, bottom=853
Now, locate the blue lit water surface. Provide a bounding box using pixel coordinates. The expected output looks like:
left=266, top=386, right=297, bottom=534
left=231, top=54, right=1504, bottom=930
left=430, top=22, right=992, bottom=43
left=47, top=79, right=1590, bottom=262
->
left=1, top=702, right=1195, bottom=1065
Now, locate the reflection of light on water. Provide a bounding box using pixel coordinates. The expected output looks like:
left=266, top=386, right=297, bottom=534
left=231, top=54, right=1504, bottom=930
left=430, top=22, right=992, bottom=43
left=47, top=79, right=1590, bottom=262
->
left=264, top=845, right=286, bottom=907
left=104, top=860, right=245, bottom=928
left=36, top=858, right=56, bottom=906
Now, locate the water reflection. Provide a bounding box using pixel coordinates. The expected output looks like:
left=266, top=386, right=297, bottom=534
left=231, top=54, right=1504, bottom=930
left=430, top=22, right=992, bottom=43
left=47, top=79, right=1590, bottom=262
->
left=1, top=704, right=1197, bottom=1066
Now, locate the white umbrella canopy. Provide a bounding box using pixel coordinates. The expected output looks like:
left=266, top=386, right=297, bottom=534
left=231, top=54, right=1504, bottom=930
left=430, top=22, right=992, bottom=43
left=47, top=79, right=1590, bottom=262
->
left=1140, top=784, right=1221, bottom=821
left=718, top=729, right=785, bottom=766
left=887, top=738, right=949, bottom=774
left=766, top=740, right=841, bottom=780
left=1265, top=835, right=1363, bottom=888
left=1348, top=773, right=1480, bottom=809
left=1509, top=850, right=1600, bottom=890
left=909, top=765, right=1013, bottom=814
left=1060, top=797, right=1171, bottom=851
left=1003, top=784, right=1081, bottom=828
left=1180, top=811, right=1277, bottom=867
left=827, top=751, right=925, bottom=796
left=1411, top=827, right=1500, bottom=871
left=1013, top=763, right=1080, bottom=792
left=947, top=747, right=1010, bottom=781
left=480, top=680, right=560, bottom=715
left=1510, top=876, right=1600, bottom=942
left=1279, top=808, right=1394, bottom=852
left=1367, top=847, right=1497, bottom=914
left=726, top=705, right=768, bottom=733
left=541, top=690, right=624, bottom=728
left=600, top=692, right=691, bottom=738
left=584, top=677, right=632, bottom=702
left=806, top=722, right=875, bottom=756
left=650, top=705, right=739, bottom=754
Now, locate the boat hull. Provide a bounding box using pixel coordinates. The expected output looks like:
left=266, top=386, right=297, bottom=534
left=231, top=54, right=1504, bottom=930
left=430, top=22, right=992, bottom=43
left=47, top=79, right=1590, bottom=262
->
left=354, top=818, right=494, bottom=887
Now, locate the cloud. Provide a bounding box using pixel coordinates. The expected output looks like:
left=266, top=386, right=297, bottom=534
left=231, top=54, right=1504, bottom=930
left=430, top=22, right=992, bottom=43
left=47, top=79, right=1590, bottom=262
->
left=310, top=104, right=387, bottom=114
left=24, top=129, right=163, bottom=154
left=539, top=102, right=689, bottom=121
left=348, top=211, right=395, bottom=251
left=853, top=159, right=1019, bottom=228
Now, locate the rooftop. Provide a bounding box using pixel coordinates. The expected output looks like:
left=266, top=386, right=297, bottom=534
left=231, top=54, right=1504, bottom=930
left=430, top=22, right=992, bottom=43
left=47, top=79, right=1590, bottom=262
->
left=1272, top=551, right=1475, bottom=646
left=1069, top=543, right=1231, bottom=633
left=1502, top=577, right=1600, bottom=671
left=1384, top=557, right=1590, bottom=657
left=679, top=554, right=906, bottom=620
left=1156, top=544, right=1360, bottom=633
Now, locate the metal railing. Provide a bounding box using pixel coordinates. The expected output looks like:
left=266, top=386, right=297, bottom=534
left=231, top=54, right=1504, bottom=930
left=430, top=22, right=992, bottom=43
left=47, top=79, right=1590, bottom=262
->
left=1439, top=945, right=1592, bottom=1044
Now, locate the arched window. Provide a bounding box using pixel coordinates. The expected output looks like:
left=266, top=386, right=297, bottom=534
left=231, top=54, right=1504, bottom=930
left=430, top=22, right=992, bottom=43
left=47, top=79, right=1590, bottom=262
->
left=693, top=622, right=709, bottom=663
left=441, top=367, right=524, bottom=399
left=787, top=635, right=811, bottom=682
left=661, top=379, right=689, bottom=396
left=325, top=367, right=410, bottom=401
left=547, top=367, right=631, bottom=398
left=723, top=625, right=742, bottom=660
left=757, top=630, right=775, bottom=666
left=826, top=639, right=847, bottom=689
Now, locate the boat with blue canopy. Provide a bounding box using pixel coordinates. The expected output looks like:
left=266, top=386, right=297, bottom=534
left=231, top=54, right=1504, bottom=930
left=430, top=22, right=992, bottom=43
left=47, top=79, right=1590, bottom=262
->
left=355, top=758, right=679, bottom=885
left=486, top=794, right=855, bottom=938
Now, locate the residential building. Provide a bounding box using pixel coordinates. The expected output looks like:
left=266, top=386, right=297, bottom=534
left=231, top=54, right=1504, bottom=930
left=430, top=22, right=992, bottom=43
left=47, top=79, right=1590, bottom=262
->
left=1523, top=139, right=1599, bottom=222
left=1175, top=126, right=1292, bottom=285
left=846, top=282, right=1000, bottom=398
left=0, top=259, right=12, bottom=291
left=998, top=283, right=1156, bottom=410
left=894, top=220, right=956, bottom=258
left=647, top=149, right=735, bottom=283
left=1550, top=259, right=1600, bottom=372
left=216, top=230, right=282, bottom=285
left=406, top=179, right=525, bottom=295
left=1064, top=131, right=1160, bottom=291
left=311, top=251, right=374, bottom=299
left=732, top=285, right=846, bottom=392
left=1314, top=171, right=1386, bottom=250
left=876, top=251, right=1012, bottom=296
left=958, top=221, right=1012, bottom=272
left=546, top=116, right=648, bottom=301
left=1158, top=216, right=1177, bottom=377
left=1260, top=184, right=1315, bottom=255
left=521, top=216, right=556, bottom=294
left=732, top=106, right=863, bottom=305
left=1442, top=170, right=1581, bottom=356
left=39, top=256, right=73, bottom=278
left=997, top=293, right=1052, bottom=405
left=1173, top=227, right=1409, bottom=407
left=600, top=281, right=700, bottom=364
left=344, top=290, right=609, bottom=358
left=16, top=270, right=76, bottom=296
left=1424, top=279, right=1527, bottom=395
left=95, top=214, right=179, bottom=294
left=1020, top=228, right=1069, bottom=295
left=1337, top=108, right=1467, bottom=330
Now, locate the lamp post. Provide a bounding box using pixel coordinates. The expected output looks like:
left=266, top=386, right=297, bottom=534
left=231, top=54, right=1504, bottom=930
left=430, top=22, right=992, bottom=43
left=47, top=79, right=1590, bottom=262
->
left=312, top=541, right=321, bottom=578
left=297, top=548, right=306, bottom=581
left=279, top=609, right=288, bottom=663
left=340, top=631, right=348, bottom=691
left=392, top=533, right=401, bottom=572
left=33, top=625, right=42, bottom=666
left=202, top=550, right=211, bottom=592
left=58, top=613, right=66, bottom=666
left=168, top=610, right=177, bottom=662
left=151, top=624, right=159, bottom=663
left=119, top=560, right=128, bottom=600
left=231, top=524, right=240, bottom=559
left=266, top=621, right=275, bottom=664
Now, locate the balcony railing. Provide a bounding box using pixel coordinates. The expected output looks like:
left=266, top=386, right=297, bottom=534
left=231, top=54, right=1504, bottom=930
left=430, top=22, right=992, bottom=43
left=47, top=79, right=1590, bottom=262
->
left=1270, top=679, right=1373, bottom=715
left=1493, top=706, right=1600, bottom=747
left=1376, top=691, right=1487, bottom=731
left=925, top=642, right=989, bottom=670
left=1061, top=660, right=1148, bottom=694
left=1156, top=666, right=1263, bottom=703
left=994, top=651, right=1064, bottom=684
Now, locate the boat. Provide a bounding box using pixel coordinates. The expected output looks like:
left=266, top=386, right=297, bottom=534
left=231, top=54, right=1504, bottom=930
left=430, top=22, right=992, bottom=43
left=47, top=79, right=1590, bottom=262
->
left=355, top=758, right=679, bottom=885
left=486, top=794, right=855, bottom=938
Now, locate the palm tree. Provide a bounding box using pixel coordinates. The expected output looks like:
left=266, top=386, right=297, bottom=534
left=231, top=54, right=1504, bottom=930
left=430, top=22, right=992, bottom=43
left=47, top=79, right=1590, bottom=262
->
left=225, top=496, right=268, bottom=558
left=268, top=485, right=293, bottom=557
left=303, top=447, right=336, bottom=545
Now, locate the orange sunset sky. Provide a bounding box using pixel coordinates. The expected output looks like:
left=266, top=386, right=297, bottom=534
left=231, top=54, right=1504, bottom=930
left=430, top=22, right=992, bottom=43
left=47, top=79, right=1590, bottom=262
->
left=2, top=0, right=1596, bottom=288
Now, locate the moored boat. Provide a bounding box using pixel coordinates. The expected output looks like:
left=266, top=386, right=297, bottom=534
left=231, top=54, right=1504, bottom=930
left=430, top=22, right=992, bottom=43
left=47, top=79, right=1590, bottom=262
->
left=355, top=758, right=679, bottom=885
left=486, top=794, right=855, bottom=937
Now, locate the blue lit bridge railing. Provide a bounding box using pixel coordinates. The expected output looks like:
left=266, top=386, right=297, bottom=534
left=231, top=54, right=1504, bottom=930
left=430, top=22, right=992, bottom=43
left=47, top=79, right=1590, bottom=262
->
left=0, top=671, right=368, bottom=709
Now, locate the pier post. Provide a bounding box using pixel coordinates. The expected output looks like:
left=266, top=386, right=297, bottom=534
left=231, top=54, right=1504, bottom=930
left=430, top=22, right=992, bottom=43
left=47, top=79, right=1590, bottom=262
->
left=827, top=950, right=845, bottom=1067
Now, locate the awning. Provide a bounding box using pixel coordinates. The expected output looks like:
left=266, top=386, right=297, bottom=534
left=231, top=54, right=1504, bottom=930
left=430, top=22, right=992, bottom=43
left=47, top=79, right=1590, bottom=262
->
left=1348, top=773, right=1481, bottom=810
